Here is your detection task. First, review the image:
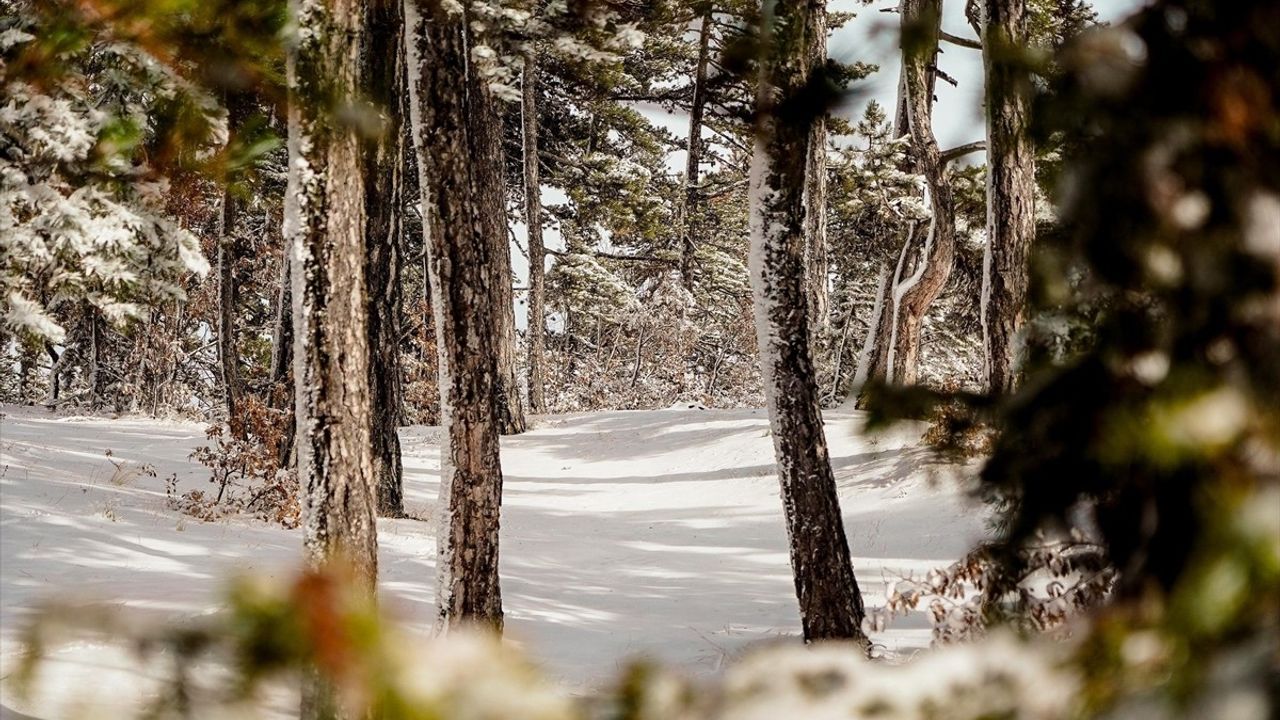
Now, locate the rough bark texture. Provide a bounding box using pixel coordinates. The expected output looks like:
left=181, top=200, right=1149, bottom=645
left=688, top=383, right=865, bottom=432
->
left=748, top=0, right=869, bottom=646
left=887, top=0, right=955, bottom=386
left=285, top=0, right=379, bottom=590
left=470, top=45, right=527, bottom=436
left=679, top=5, right=713, bottom=292
left=803, top=0, right=829, bottom=337
left=405, top=0, right=506, bottom=632
left=365, top=0, right=406, bottom=517
left=980, top=0, right=1035, bottom=394
left=522, top=49, right=548, bottom=414
left=218, top=92, right=250, bottom=437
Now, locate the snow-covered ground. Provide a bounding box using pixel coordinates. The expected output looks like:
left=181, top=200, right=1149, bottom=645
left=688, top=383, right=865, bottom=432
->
left=0, top=404, right=987, bottom=717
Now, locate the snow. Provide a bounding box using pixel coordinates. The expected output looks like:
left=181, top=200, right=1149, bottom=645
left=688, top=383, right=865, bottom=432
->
left=0, top=404, right=986, bottom=716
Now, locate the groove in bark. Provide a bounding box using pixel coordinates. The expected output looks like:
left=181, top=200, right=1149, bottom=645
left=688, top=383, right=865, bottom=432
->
left=405, top=0, right=506, bottom=632
left=523, top=48, right=548, bottom=414
left=749, top=0, right=869, bottom=645
left=980, top=0, right=1035, bottom=394
left=365, top=0, right=406, bottom=517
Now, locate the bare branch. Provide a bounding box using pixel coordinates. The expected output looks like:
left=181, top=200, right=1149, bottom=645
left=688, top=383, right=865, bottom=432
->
left=942, top=140, right=987, bottom=164
left=940, top=31, right=982, bottom=50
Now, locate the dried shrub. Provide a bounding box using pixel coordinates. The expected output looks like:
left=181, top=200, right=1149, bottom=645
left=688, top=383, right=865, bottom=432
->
left=189, top=395, right=298, bottom=527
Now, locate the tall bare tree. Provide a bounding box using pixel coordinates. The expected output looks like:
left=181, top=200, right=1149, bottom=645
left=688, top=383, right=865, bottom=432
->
left=405, top=0, right=506, bottom=631
left=748, top=0, right=869, bottom=644
left=980, top=0, right=1035, bottom=394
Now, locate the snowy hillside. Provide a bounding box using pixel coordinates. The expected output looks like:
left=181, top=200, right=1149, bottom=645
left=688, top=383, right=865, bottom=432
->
left=0, top=405, right=985, bottom=716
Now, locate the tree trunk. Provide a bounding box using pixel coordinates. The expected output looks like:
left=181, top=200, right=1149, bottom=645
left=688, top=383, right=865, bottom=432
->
left=679, top=5, right=713, bottom=292
left=980, top=0, right=1035, bottom=394
left=365, top=0, right=406, bottom=517
left=270, top=238, right=296, bottom=470
left=885, top=0, right=956, bottom=386
left=854, top=2, right=940, bottom=401
left=405, top=0, right=506, bottom=632
left=269, top=241, right=293, bottom=393
left=285, top=0, right=378, bottom=588
left=803, top=0, right=829, bottom=338
left=522, top=48, right=548, bottom=414
left=218, top=91, right=250, bottom=438
left=87, top=303, right=103, bottom=409
left=468, top=38, right=527, bottom=436
left=748, top=0, right=869, bottom=645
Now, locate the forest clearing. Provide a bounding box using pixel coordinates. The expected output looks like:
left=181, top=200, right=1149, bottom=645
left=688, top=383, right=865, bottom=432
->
left=1, top=404, right=981, bottom=716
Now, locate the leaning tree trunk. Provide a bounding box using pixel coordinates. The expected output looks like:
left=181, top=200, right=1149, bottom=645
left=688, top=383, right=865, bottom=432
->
left=365, top=0, right=406, bottom=517
left=748, top=0, right=869, bottom=645
left=217, top=91, right=250, bottom=438
left=405, top=0, right=506, bottom=632
left=522, top=48, right=548, bottom=414
left=803, top=0, right=829, bottom=339
left=679, top=4, right=712, bottom=292
left=980, top=0, right=1035, bottom=394
left=286, top=0, right=378, bottom=585
left=885, top=0, right=956, bottom=386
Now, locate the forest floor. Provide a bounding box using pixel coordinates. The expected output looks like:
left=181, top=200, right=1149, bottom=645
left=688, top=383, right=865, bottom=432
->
left=0, top=403, right=987, bottom=718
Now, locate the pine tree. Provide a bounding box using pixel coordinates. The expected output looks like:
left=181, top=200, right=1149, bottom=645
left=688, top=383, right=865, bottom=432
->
left=405, top=0, right=507, bottom=631
left=980, top=0, right=1036, bottom=395
left=678, top=2, right=713, bottom=292
left=285, top=0, right=379, bottom=588
left=803, top=0, right=830, bottom=338
left=748, top=0, right=869, bottom=645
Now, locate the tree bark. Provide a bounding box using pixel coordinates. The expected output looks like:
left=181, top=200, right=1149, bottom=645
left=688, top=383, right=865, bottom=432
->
left=285, top=0, right=379, bottom=589
left=885, top=0, right=956, bottom=386
left=217, top=92, right=250, bottom=438
left=270, top=237, right=295, bottom=469
left=803, top=0, right=829, bottom=338
left=365, top=0, right=406, bottom=517
left=679, top=4, right=713, bottom=292
left=980, top=0, right=1035, bottom=394
left=748, top=0, right=869, bottom=645
left=405, top=0, right=506, bottom=632
left=469, top=39, right=527, bottom=436
left=522, top=48, right=548, bottom=414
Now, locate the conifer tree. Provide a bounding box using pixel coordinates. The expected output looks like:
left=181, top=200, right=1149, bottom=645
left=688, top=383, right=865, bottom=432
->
left=748, top=0, right=869, bottom=644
